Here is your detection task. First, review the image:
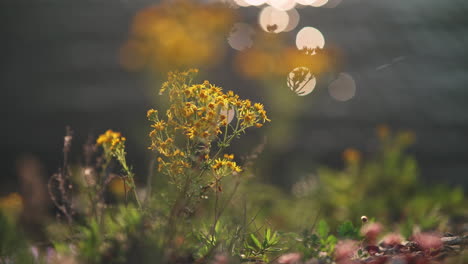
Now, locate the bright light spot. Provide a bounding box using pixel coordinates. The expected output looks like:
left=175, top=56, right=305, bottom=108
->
left=284, top=8, right=300, bottom=32
left=245, top=0, right=267, bottom=5
left=287, top=67, right=316, bottom=96
left=328, top=72, right=356, bottom=101
left=295, top=0, right=316, bottom=5
left=310, top=0, right=328, bottom=7
left=259, top=6, right=290, bottom=33
left=220, top=107, right=235, bottom=124
left=323, top=0, right=342, bottom=8
left=228, top=23, right=255, bottom=51
left=268, top=0, right=296, bottom=11
left=295, top=26, right=325, bottom=51
left=233, top=0, right=251, bottom=7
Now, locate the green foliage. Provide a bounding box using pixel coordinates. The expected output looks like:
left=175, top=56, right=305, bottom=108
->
left=337, top=221, right=360, bottom=240
left=295, top=220, right=337, bottom=261
left=305, top=129, right=467, bottom=230
left=0, top=213, right=34, bottom=263
left=0, top=72, right=465, bottom=264
left=243, top=228, right=281, bottom=262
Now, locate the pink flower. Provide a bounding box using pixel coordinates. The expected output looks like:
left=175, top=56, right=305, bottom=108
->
left=335, top=240, right=358, bottom=263
left=381, top=233, right=404, bottom=247
left=211, top=254, right=229, bottom=264
left=413, top=233, right=442, bottom=251
left=360, top=222, right=383, bottom=243
left=278, top=253, right=302, bottom=264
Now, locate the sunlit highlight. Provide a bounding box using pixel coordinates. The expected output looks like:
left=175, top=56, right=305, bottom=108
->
left=310, top=0, right=328, bottom=7
left=259, top=6, right=290, bottom=33
left=284, top=8, right=300, bottom=32
left=244, top=0, right=268, bottom=6
left=268, top=0, right=296, bottom=11
left=295, top=0, right=316, bottom=5
left=328, top=72, right=356, bottom=101
left=228, top=23, right=255, bottom=51
left=296, top=26, right=325, bottom=51
left=287, top=67, right=316, bottom=96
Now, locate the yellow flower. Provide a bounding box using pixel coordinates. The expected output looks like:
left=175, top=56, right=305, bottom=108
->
left=0, top=193, right=23, bottom=213
left=254, top=103, right=264, bottom=111
left=147, top=109, right=157, bottom=118
left=224, top=154, right=234, bottom=160
left=96, top=129, right=126, bottom=150
left=343, top=148, right=361, bottom=164
left=109, top=177, right=127, bottom=197
left=376, top=124, right=389, bottom=140
left=152, top=121, right=166, bottom=131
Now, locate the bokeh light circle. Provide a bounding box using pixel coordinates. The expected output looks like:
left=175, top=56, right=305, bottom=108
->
left=244, top=0, right=268, bottom=6
left=259, top=6, right=290, bottom=33
left=295, top=26, right=325, bottom=50
left=268, top=0, right=296, bottom=11
left=284, top=8, right=300, bottom=32
left=328, top=72, right=356, bottom=101
left=310, top=0, right=328, bottom=7
left=287, top=67, right=316, bottom=96
left=233, top=0, right=251, bottom=7
left=228, top=23, right=255, bottom=51
left=219, top=107, right=236, bottom=124
left=295, top=0, right=316, bottom=5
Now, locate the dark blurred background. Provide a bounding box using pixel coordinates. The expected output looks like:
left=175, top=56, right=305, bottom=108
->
left=1, top=0, right=468, bottom=193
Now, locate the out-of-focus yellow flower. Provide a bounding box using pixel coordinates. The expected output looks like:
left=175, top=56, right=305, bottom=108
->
left=376, top=124, right=390, bottom=140
left=211, top=158, right=242, bottom=173
left=234, top=33, right=337, bottom=80
left=96, top=129, right=126, bottom=149
left=224, top=154, right=234, bottom=160
left=120, top=0, right=235, bottom=72
left=399, top=131, right=416, bottom=145
left=0, top=192, right=23, bottom=214
left=343, top=148, right=361, bottom=164
left=109, top=177, right=127, bottom=197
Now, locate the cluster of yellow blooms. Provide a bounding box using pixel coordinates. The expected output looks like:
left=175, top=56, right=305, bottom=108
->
left=148, top=69, right=269, bottom=187
left=96, top=130, right=141, bottom=206
left=120, top=0, right=235, bottom=72
left=235, top=33, right=336, bottom=79
left=96, top=130, right=127, bottom=151
left=0, top=192, right=23, bottom=215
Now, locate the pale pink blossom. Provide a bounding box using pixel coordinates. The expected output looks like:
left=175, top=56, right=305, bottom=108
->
left=278, top=252, right=302, bottom=264
left=335, top=240, right=358, bottom=263
left=211, top=254, right=229, bottom=264
left=381, top=232, right=404, bottom=246
left=413, top=233, right=442, bottom=251
left=360, top=222, right=383, bottom=243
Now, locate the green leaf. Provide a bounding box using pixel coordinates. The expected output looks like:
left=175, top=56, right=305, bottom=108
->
left=337, top=221, right=359, bottom=239
left=270, top=231, right=279, bottom=245
left=317, top=220, right=329, bottom=238
left=265, top=228, right=271, bottom=242
left=250, top=234, right=262, bottom=250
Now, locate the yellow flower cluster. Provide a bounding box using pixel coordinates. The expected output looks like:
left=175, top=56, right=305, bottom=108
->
left=0, top=192, right=23, bottom=214
left=211, top=154, right=242, bottom=174
left=235, top=33, right=335, bottom=79
left=148, top=70, right=269, bottom=186
left=96, top=129, right=127, bottom=150
left=343, top=148, right=361, bottom=164
left=120, top=0, right=235, bottom=72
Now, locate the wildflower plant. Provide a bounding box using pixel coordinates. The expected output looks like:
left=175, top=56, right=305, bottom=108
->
left=3, top=70, right=466, bottom=264
left=96, top=129, right=141, bottom=208
left=147, top=69, right=269, bottom=202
